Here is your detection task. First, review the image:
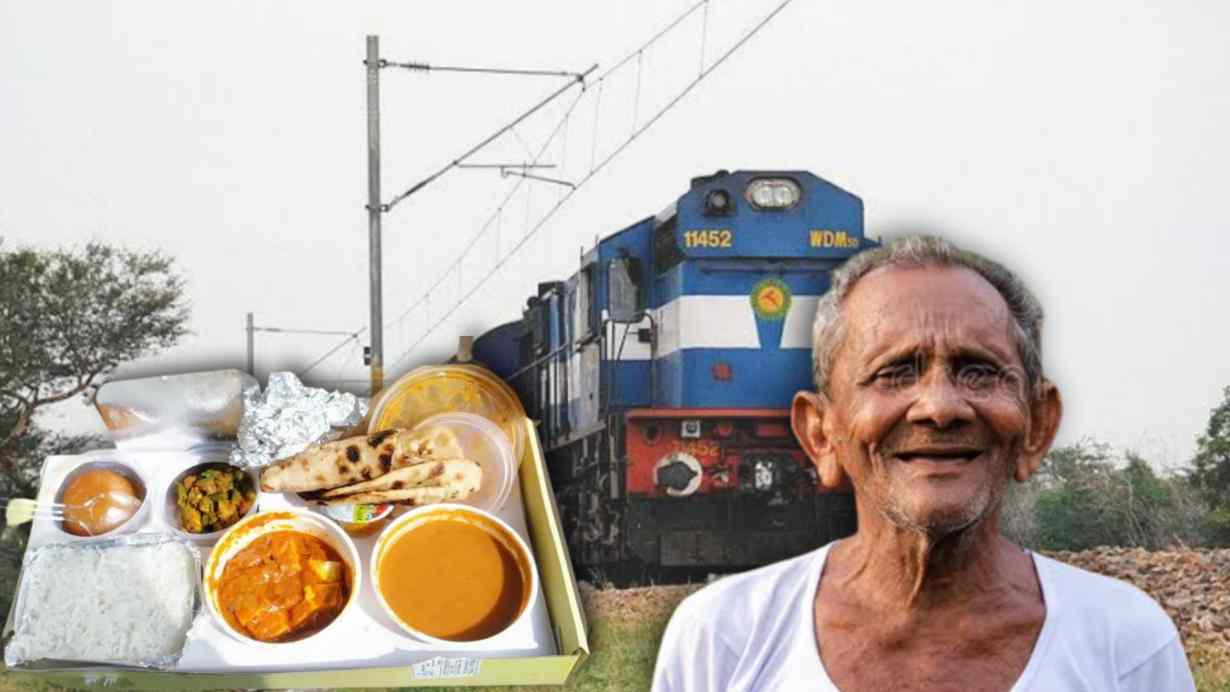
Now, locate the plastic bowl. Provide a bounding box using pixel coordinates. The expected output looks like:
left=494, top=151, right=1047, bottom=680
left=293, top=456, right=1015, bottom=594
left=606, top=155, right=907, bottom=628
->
left=370, top=504, right=538, bottom=645
left=163, top=462, right=260, bottom=544
left=203, top=509, right=361, bottom=647
left=410, top=412, right=517, bottom=512
left=367, top=365, right=527, bottom=465
left=52, top=460, right=150, bottom=540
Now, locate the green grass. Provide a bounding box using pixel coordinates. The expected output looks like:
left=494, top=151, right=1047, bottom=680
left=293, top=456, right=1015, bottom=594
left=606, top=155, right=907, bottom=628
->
left=1191, top=639, right=1230, bottom=692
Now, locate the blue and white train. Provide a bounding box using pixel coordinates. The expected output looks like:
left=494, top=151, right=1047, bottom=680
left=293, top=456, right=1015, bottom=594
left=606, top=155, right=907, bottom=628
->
left=472, top=170, right=874, bottom=582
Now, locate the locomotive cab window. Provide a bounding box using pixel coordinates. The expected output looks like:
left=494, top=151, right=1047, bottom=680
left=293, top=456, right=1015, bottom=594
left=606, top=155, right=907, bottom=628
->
left=573, top=266, right=597, bottom=345
left=653, top=216, right=683, bottom=275
left=525, top=298, right=547, bottom=357
left=608, top=257, right=643, bottom=323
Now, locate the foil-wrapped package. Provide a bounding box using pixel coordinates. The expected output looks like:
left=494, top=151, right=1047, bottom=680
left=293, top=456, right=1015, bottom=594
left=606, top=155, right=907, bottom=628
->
left=4, top=533, right=202, bottom=671
left=230, top=372, right=368, bottom=469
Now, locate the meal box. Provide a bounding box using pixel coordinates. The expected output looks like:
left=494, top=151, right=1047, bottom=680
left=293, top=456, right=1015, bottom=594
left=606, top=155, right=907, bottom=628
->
left=1, top=417, right=591, bottom=688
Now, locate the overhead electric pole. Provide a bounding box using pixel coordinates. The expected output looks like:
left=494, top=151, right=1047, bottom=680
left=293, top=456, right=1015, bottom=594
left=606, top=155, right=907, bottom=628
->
left=360, top=35, right=591, bottom=396
left=244, top=313, right=358, bottom=383
left=365, top=35, right=384, bottom=397
left=246, top=312, right=255, bottom=376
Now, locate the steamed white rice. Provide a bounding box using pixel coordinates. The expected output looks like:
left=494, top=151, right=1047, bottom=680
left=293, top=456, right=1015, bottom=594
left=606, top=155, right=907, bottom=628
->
left=5, top=540, right=197, bottom=668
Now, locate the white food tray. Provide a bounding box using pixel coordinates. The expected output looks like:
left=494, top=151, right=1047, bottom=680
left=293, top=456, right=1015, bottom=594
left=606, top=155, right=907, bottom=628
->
left=27, top=449, right=556, bottom=673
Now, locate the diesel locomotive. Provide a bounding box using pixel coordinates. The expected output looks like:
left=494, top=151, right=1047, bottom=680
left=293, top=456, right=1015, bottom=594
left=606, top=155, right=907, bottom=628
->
left=471, top=170, right=875, bottom=583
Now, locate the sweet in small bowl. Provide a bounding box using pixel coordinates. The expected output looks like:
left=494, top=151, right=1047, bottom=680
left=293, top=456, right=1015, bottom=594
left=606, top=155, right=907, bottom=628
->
left=53, top=460, right=149, bottom=539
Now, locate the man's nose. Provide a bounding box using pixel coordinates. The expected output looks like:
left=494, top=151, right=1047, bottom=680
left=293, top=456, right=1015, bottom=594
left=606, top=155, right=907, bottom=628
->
left=906, top=369, right=975, bottom=429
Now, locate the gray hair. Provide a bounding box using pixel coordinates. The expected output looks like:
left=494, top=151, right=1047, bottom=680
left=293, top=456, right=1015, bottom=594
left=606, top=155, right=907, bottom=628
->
left=811, top=234, right=1045, bottom=396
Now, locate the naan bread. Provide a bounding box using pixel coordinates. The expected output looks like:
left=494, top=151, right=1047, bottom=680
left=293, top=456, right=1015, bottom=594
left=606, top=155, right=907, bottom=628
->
left=259, top=426, right=463, bottom=493
left=322, top=459, right=482, bottom=506
left=319, top=458, right=475, bottom=499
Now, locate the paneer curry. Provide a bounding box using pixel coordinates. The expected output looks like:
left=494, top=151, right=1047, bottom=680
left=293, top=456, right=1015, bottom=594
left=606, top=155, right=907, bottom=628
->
left=216, top=531, right=350, bottom=642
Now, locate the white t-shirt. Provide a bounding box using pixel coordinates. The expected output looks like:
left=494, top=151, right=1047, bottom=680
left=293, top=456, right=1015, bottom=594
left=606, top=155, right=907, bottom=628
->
left=652, top=542, right=1195, bottom=691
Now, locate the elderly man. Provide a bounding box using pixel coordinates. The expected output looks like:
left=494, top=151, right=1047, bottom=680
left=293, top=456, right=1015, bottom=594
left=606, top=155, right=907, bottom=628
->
left=652, top=236, right=1194, bottom=691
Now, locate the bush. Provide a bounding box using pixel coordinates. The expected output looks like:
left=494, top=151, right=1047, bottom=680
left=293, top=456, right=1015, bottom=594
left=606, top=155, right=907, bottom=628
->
left=1203, top=507, right=1230, bottom=547
left=1026, top=440, right=1208, bottom=552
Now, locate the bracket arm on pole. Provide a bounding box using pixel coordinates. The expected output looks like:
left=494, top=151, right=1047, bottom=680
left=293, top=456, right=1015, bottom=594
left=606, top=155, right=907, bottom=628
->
left=382, top=63, right=597, bottom=211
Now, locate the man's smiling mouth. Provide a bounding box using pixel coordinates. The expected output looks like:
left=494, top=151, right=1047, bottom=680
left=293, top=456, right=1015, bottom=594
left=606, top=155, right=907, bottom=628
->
left=894, top=447, right=984, bottom=463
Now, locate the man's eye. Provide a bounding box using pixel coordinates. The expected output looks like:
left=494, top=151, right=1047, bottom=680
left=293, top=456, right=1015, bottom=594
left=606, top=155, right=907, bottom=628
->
left=875, top=364, right=917, bottom=385
left=957, top=364, right=1000, bottom=387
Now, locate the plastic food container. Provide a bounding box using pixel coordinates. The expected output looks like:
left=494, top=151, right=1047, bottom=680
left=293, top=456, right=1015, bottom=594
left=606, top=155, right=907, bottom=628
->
left=163, top=462, right=260, bottom=544
left=319, top=502, right=394, bottom=537
left=368, top=365, right=527, bottom=465
left=370, top=504, right=538, bottom=645
left=52, top=460, right=150, bottom=540
left=204, top=510, right=361, bottom=647
left=409, top=412, right=517, bottom=513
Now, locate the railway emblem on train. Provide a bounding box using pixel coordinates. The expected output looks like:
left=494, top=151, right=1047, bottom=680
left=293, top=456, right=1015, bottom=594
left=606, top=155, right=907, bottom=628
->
left=750, top=278, right=791, bottom=321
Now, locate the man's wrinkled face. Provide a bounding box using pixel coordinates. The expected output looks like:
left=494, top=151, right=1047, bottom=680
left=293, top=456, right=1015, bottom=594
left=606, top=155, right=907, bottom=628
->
left=823, top=265, right=1033, bottom=535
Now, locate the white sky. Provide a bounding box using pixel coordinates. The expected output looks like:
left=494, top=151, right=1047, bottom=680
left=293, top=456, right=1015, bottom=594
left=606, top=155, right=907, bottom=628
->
left=3, top=0, right=1228, bottom=468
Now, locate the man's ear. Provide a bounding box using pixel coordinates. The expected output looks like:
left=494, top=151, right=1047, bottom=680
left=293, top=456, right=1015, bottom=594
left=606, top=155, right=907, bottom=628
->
left=1015, top=379, right=1063, bottom=482
left=792, top=390, right=846, bottom=489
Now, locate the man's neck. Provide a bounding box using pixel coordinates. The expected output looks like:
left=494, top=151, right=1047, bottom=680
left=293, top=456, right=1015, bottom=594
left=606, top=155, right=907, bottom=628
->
left=825, top=508, right=1030, bottom=611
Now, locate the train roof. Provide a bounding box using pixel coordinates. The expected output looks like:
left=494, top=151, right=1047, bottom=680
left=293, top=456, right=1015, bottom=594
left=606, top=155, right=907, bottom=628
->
left=582, top=169, right=866, bottom=265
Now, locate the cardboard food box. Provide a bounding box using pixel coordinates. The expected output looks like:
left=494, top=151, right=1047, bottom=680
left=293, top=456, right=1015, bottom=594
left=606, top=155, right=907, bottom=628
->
left=1, top=372, right=590, bottom=688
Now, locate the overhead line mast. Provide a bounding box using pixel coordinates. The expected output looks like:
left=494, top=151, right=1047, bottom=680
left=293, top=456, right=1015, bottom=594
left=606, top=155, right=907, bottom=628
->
left=362, top=34, right=592, bottom=395
left=302, top=1, right=794, bottom=390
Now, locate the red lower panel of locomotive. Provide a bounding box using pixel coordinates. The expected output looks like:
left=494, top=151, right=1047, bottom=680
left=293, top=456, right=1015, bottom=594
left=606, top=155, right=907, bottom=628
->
left=621, top=408, right=856, bottom=572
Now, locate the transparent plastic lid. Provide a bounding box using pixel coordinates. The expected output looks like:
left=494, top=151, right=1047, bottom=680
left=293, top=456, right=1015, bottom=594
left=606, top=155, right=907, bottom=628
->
left=408, top=412, right=517, bottom=513
left=368, top=365, right=527, bottom=464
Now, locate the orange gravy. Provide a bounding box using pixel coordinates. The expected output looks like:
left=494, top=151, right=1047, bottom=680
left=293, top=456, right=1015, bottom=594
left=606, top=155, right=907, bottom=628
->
left=379, top=518, right=526, bottom=641
left=217, top=530, right=350, bottom=642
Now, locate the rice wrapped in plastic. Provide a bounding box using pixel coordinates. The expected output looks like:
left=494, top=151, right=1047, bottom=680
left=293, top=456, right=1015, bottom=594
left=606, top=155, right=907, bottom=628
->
left=4, top=534, right=200, bottom=670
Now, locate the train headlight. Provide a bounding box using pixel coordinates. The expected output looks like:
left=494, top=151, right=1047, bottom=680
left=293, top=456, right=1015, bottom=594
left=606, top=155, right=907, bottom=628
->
left=753, top=459, right=775, bottom=491
left=704, top=189, right=733, bottom=216
left=746, top=178, right=801, bottom=210
left=681, top=419, right=702, bottom=439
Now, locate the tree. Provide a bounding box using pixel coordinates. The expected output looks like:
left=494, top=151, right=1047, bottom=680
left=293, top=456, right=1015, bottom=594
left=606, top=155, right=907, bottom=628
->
left=1035, top=438, right=1116, bottom=486
left=1030, top=440, right=1206, bottom=551
left=1190, top=385, right=1230, bottom=508
left=1035, top=482, right=1114, bottom=551
left=0, top=241, right=189, bottom=469
left=1119, top=452, right=1203, bottom=548
left=1187, top=385, right=1230, bottom=545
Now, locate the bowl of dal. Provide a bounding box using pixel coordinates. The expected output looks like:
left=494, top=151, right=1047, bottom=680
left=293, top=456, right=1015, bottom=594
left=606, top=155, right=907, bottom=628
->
left=204, top=509, right=361, bottom=646
left=370, top=504, right=537, bottom=644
